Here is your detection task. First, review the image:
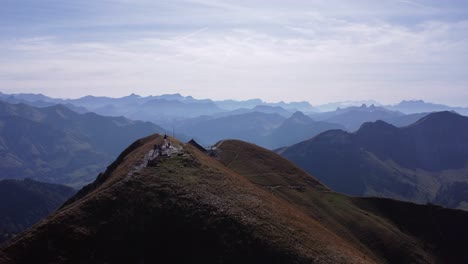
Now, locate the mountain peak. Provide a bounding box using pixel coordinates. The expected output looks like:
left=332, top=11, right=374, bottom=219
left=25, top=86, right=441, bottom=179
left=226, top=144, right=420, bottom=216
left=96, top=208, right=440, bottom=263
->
left=411, top=111, right=465, bottom=127
left=357, top=120, right=397, bottom=134
left=126, top=93, right=141, bottom=98
left=291, top=110, right=305, bottom=116
left=287, top=111, right=312, bottom=123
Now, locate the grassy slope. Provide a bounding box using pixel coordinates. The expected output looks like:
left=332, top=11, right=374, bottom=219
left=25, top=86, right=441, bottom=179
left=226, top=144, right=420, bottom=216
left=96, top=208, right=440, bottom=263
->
left=0, top=135, right=368, bottom=263
left=214, top=140, right=435, bottom=263
left=2, top=136, right=468, bottom=263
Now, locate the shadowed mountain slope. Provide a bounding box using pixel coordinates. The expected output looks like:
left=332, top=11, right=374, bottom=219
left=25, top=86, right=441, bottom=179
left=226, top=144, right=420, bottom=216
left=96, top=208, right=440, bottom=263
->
left=0, top=179, right=75, bottom=244
left=0, top=101, right=166, bottom=187
left=279, top=111, right=468, bottom=209
left=1, top=135, right=468, bottom=263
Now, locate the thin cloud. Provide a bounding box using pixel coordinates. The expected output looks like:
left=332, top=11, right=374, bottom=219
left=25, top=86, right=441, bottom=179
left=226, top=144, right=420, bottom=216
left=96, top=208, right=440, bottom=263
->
left=175, top=27, right=209, bottom=41
left=395, top=0, right=439, bottom=11
left=0, top=0, right=467, bottom=105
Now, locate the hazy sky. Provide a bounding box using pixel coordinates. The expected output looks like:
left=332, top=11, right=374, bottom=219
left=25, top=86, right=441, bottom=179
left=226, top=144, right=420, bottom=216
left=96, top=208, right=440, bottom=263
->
left=1, top=0, right=468, bottom=105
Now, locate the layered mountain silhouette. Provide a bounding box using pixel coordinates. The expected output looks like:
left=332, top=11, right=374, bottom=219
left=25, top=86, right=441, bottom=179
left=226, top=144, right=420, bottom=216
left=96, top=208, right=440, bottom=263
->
left=176, top=111, right=343, bottom=149
left=176, top=111, right=286, bottom=147
left=0, top=92, right=317, bottom=123
left=1, top=134, right=468, bottom=263
left=314, top=99, right=468, bottom=116
left=310, top=104, right=403, bottom=131
left=0, top=178, right=75, bottom=243
left=382, top=112, right=429, bottom=127
left=315, top=100, right=382, bottom=112
left=267, top=111, right=344, bottom=148
left=5, top=92, right=464, bottom=148
left=0, top=101, right=166, bottom=187
left=279, top=111, right=468, bottom=210
left=0, top=95, right=89, bottom=113
left=387, top=100, right=468, bottom=115
left=210, top=105, right=294, bottom=118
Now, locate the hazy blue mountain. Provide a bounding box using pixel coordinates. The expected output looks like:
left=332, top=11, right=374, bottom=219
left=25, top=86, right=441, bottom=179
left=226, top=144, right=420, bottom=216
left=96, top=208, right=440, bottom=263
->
left=65, top=94, right=147, bottom=113
left=279, top=111, right=468, bottom=210
left=382, top=112, right=430, bottom=127
left=315, top=100, right=382, bottom=112
left=310, top=104, right=403, bottom=131
left=267, top=111, right=344, bottom=148
left=133, top=98, right=223, bottom=118
left=0, top=101, right=166, bottom=187
left=198, top=105, right=294, bottom=119
left=154, top=93, right=214, bottom=104
left=0, top=92, right=318, bottom=121
left=214, top=98, right=317, bottom=112
left=250, top=105, right=293, bottom=117
left=0, top=96, right=89, bottom=114
left=0, top=93, right=59, bottom=103
left=176, top=112, right=286, bottom=147
left=265, top=101, right=318, bottom=112
left=388, top=100, right=468, bottom=115
left=66, top=94, right=225, bottom=123
left=176, top=111, right=342, bottom=149
left=0, top=93, right=223, bottom=121
left=0, top=178, right=75, bottom=244
left=211, top=98, right=264, bottom=110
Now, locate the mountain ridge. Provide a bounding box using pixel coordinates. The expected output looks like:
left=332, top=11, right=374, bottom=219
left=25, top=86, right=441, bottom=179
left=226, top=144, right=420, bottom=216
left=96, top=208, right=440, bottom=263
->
left=280, top=111, right=468, bottom=209
left=0, top=100, right=166, bottom=187
left=2, top=134, right=468, bottom=263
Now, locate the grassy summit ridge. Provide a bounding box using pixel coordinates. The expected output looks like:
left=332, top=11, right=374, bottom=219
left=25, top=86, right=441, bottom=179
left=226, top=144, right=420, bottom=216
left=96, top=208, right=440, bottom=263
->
left=1, top=134, right=468, bottom=263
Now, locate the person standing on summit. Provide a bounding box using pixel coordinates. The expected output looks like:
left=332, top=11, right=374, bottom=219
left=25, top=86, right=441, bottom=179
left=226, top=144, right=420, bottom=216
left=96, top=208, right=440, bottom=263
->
left=163, top=134, right=169, bottom=149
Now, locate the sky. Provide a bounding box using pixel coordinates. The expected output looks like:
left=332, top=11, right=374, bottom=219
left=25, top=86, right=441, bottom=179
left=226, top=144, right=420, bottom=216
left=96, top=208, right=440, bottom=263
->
left=1, top=0, right=468, bottom=105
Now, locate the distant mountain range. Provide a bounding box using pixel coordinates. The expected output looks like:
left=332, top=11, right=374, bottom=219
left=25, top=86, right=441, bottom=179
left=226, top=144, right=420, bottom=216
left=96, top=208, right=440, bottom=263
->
left=2, top=134, right=468, bottom=263
left=0, top=94, right=89, bottom=113
left=381, top=112, right=430, bottom=127
left=0, top=92, right=316, bottom=122
left=176, top=111, right=286, bottom=147
left=279, top=111, right=468, bottom=210
left=267, top=111, right=345, bottom=148
left=176, top=111, right=343, bottom=149
left=315, top=99, right=468, bottom=115
left=3, top=92, right=468, bottom=115
left=0, top=101, right=166, bottom=187
left=2, top=92, right=467, bottom=155
left=387, top=100, right=468, bottom=115
left=315, top=100, right=382, bottom=112
left=4, top=91, right=468, bottom=262
left=0, top=178, right=75, bottom=244
left=310, top=104, right=404, bottom=131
